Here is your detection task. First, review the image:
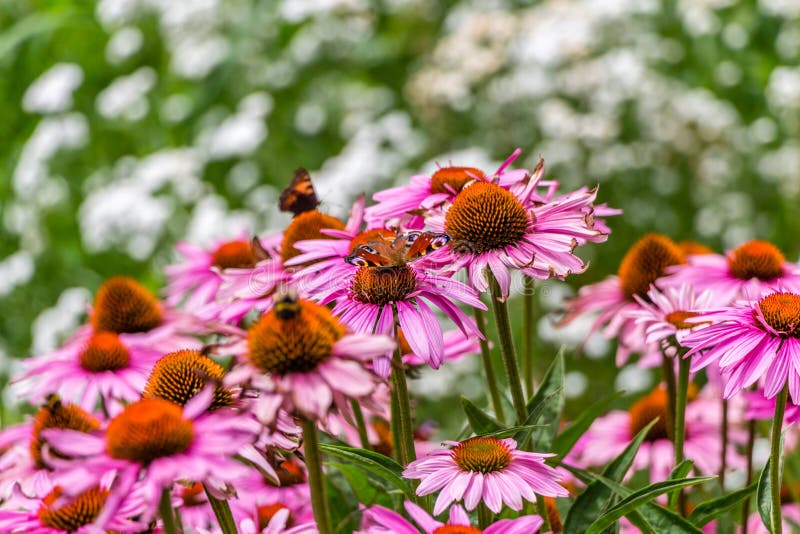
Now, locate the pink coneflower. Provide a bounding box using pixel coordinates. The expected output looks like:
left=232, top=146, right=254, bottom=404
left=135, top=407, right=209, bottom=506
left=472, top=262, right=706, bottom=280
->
left=165, top=232, right=280, bottom=310
left=359, top=500, right=544, bottom=534
left=575, top=386, right=745, bottom=482
left=683, top=290, right=800, bottom=402
left=629, top=284, right=714, bottom=353
left=661, top=240, right=800, bottom=305
left=400, top=329, right=481, bottom=367
left=15, top=277, right=202, bottom=412
left=745, top=390, right=800, bottom=425
left=239, top=506, right=318, bottom=534
left=402, top=436, right=567, bottom=515
left=746, top=502, right=800, bottom=533
left=225, top=296, right=394, bottom=420
left=42, top=392, right=259, bottom=523
left=560, top=233, right=687, bottom=366
left=0, top=481, right=147, bottom=534
left=430, top=157, right=610, bottom=299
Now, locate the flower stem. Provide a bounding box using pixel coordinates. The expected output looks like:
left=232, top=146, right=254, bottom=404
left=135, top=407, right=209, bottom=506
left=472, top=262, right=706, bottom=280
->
left=350, top=398, right=371, bottom=451
left=661, top=352, right=676, bottom=441
left=769, top=384, right=788, bottom=534
left=301, top=418, right=333, bottom=534
left=204, top=484, right=238, bottom=534
left=391, top=347, right=416, bottom=466
left=720, top=398, right=729, bottom=489
left=389, top=387, right=402, bottom=463
left=673, top=353, right=690, bottom=515
left=523, top=277, right=535, bottom=397
left=158, top=488, right=179, bottom=534
left=477, top=503, right=492, bottom=528
left=536, top=497, right=552, bottom=532
left=488, top=272, right=527, bottom=425
left=473, top=307, right=506, bottom=424
left=742, top=416, right=758, bottom=533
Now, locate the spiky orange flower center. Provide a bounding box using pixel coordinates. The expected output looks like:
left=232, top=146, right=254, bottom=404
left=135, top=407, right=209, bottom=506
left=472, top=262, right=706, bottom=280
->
left=618, top=234, right=685, bottom=299
left=371, top=418, right=394, bottom=457
left=37, top=486, right=109, bottom=532
left=432, top=526, right=483, bottom=534
left=106, top=398, right=194, bottom=464
left=758, top=293, right=800, bottom=336
left=91, top=277, right=163, bottom=334
left=430, top=166, right=485, bottom=195
left=728, top=240, right=785, bottom=281
left=544, top=496, right=563, bottom=533
left=280, top=210, right=345, bottom=264
left=445, top=182, right=528, bottom=254
left=143, top=349, right=233, bottom=410
left=259, top=503, right=291, bottom=530
left=180, top=482, right=206, bottom=507
left=452, top=437, right=512, bottom=474
left=212, top=240, right=257, bottom=269
left=351, top=266, right=417, bottom=305
left=664, top=310, right=701, bottom=330
left=30, top=398, right=100, bottom=469
left=628, top=388, right=670, bottom=442
left=677, top=241, right=714, bottom=256
left=349, top=228, right=396, bottom=253
left=248, top=299, right=345, bottom=376
left=79, top=332, right=130, bottom=373
left=275, top=456, right=307, bottom=486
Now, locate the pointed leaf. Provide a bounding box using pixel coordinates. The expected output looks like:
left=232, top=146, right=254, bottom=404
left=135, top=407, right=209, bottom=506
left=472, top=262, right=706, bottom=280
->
left=586, top=476, right=714, bottom=533
left=461, top=397, right=504, bottom=435
left=328, top=462, right=379, bottom=506
left=689, top=483, right=757, bottom=527
left=320, top=444, right=414, bottom=500
left=553, top=390, right=624, bottom=460
left=515, top=348, right=565, bottom=448
left=757, top=430, right=786, bottom=534
left=666, top=460, right=694, bottom=509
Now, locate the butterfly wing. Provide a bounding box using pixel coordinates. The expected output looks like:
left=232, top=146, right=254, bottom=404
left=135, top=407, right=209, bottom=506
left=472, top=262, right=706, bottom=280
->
left=279, top=168, right=319, bottom=215
left=345, top=244, right=393, bottom=267
left=403, top=231, right=451, bottom=262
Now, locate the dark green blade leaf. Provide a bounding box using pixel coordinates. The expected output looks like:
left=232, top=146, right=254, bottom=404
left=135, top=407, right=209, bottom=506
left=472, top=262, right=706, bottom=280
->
left=552, top=390, right=624, bottom=460
left=328, top=461, right=379, bottom=506
left=562, top=419, right=657, bottom=534
left=586, top=476, right=715, bottom=534
left=460, top=396, right=504, bottom=435
left=515, top=347, right=564, bottom=449
left=688, top=483, right=757, bottom=527
left=757, top=430, right=786, bottom=534
left=320, top=444, right=414, bottom=499
left=666, top=460, right=694, bottom=510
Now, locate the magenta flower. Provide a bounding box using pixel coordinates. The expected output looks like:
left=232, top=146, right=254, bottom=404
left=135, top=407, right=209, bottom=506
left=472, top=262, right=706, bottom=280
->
left=629, top=284, right=714, bottom=351
left=683, top=291, right=800, bottom=402
left=225, top=297, right=394, bottom=420
left=576, top=386, right=745, bottom=482
left=403, top=436, right=567, bottom=515
left=359, top=500, right=543, bottom=534
left=661, top=240, right=800, bottom=305
left=401, top=329, right=481, bottom=367
left=744, top=390, right=800, bottom=425
left=42, top=392, right=259, bottom=523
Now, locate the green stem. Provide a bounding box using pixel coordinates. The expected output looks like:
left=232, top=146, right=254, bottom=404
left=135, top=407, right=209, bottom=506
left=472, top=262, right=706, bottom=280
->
left=742, top=416, right=758, bottom=534
left=477, top=503, right=492, bottom=529
left=473, top=307, right=506, bottom=424
left=488, top=273, right=527, bottom=425
left=390, top=347, right=416, bottom=466
left=523, top=278, right=535, bottom=397
left=350, top=398, right=371, bottom=451
left=673, top=353, right=690, bottom=515
left=770, top=384, right=788, bottom=534
left=661, top=352, right=676, bottom=441
left=536, top=497, right=552, bottom=532
left=158, top=489, right=179, bottom=534
left=204, top=484, right=238, bottom=534
left=390, top=386, right=402, bottom=463
left=720, top=398, right=729, bottom=489
left=301, top=419, right=333, bottom=534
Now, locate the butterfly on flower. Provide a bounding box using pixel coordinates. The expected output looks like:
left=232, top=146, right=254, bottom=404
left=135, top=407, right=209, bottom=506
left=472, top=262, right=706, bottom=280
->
left=345, top=231, right=450, bottom=268
left=279, top=168, right=319, bottom=216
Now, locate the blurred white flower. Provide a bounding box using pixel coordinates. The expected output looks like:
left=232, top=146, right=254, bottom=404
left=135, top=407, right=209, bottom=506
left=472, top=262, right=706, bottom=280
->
left=105, top=26, right=144, bottom=64
left=22, top=63, right=84, bottom=114
left=96, top=67, right=157, bottom=120
left=0, top=251, right=35, bottom=298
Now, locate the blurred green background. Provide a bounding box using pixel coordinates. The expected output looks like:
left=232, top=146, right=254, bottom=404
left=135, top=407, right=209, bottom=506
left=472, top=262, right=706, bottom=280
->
left=2, top=0, right=799, bottom=426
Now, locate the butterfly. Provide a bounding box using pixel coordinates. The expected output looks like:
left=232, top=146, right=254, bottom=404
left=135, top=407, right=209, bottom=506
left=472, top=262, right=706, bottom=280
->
left=279, top=168, right=319, bottom=216
left=345, top=231, right=450, bottom=268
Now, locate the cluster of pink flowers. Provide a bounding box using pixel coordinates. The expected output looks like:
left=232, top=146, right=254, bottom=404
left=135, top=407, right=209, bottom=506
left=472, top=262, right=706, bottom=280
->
left=1, top=150, right=614, bottom=533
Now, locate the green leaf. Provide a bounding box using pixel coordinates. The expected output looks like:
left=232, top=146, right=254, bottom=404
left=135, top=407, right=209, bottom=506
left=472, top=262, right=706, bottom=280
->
left=666, top=460, right=694, bottom=510
left=320, top=444, right=414, bottom=499
left=757, top=429, right=786, bottom=534
left=515, top=348, right=565, bottom=449
left=586, top=476, right=715, bottom=533
left=460, top=397, right=504, bottom=435
left=552, top=390, right=624, bottom=460
left=689, top=483, right=757, bottom=527
left=329, top=462, right=379, bottom=505
left=562, top=419, right=657, bottom=534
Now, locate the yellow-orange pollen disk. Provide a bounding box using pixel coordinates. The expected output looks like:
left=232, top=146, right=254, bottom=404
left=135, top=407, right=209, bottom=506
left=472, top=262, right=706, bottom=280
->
left=91, top=277, right=163, bottom=334
left=143, top=349, right=233, bottom=410
left=664, top=310, right=701, bottom=330
left=445, top=181, right=529, bottom=255
left=432, top=526, right=483, bottom=534
left=628, top=388, right=671, bottom=442
left=106, top=398, right=194, bottom=464
left=37, top=486, right=110, bottom=532
left=259, top=503, right=291, bottom=530
left=280, top=210, right=345, bottom=264
left=351, top=266, right=417, bottom=306
left=618, top=233, right=686, bottom=300
left=247, top=299, right=345, bottom=376
left=758, top=293, right=800, bottom=336
left=452, top=436, right=512, bottom=474
left=30, top=397, right=100, bottom=470
left=728, top=240, right=785, bottom=281
left=430, top=166, right=485, bottom=195
left=79, top=332, right=130, bottom=373
left=212, top=240, right=257, bottom=269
